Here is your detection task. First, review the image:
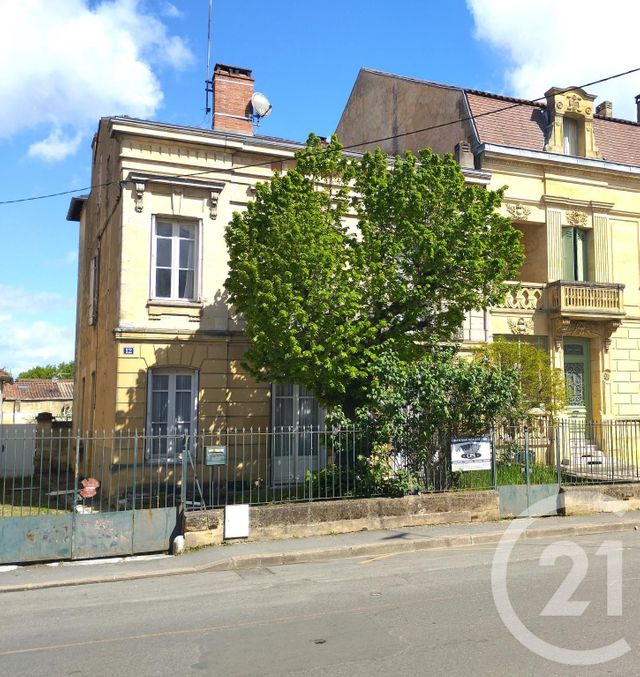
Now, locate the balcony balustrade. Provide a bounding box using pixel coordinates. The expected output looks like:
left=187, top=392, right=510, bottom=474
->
left=547, top=280, right=625, bottom=320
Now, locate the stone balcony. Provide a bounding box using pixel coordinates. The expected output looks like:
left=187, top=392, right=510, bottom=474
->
left=547, top=280, right=625, bottom=321
left=497, top=282, right=547, bottom=312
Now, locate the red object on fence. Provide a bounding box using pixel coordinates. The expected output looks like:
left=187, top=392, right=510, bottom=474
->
left=79, top=478, right=100, bottom=499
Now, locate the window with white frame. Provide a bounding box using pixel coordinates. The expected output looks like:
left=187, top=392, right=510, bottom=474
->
left=151, top=219, right=199, bottom=301
left=146, top=369, right=197, bottom=461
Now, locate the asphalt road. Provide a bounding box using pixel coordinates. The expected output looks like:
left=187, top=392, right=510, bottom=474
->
left=1, top=530, right=640, bottom=676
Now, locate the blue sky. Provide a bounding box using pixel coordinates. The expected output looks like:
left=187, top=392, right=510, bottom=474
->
left=1, top=0, right=638, bottom=375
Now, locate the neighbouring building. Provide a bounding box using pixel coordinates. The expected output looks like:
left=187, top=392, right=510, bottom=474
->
left=1, top=379, right=73, bottom=424
left=68, top=64, right=490, bottom=488
left=337, top=68, right=640, bottom=426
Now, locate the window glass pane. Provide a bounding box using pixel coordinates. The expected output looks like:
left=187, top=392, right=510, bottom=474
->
left=151, top=391, right=168, bottom=423
left=151, top=434, right=168, bottom=458
left=563, top=118, right=578, bottom=155
left=156, top=222, right=172, bottom=237
left=156, top=238, right=172, bottom=267
left=155, top=269, right=172, bottom=297
left=298, top=397, right=318, bottom=427
left=152, top=374, right=169, bottom=391
left=175, top=391, right=192, bottom=423
left=178, top=270, right=194, bottom=298
left=274, top=397, right=294, bottom=428
left=175, top=375, right=192, bottom=391
left=179, top=224, right=195, bottom=239
left=179, top=239, right=195, bottom=268
left=274, top=383, right=293, bottom=397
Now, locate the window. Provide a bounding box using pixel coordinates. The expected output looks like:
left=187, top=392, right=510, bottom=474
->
left=88, top=255, right=98, bottom=325
left=151, top=219, right=199, bottom=301
left=146, top=369, right=197, bottom=461
left=562, top=227, right=588, bottom=281
left=271, top=383, right=326, bottom=484
left=563, top=117, right=579, bottom=155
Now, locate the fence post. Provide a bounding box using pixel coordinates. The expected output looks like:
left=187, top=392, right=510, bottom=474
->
left=132, top=430, right=138, bottom=510
left=181, top=434, right=189, bottom=511
left=491, top=429, right=497, bottom=490
left=555, top=421, right=562, bottom=486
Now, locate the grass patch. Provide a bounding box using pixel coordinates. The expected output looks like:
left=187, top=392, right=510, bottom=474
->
left=458, top=462, right=559, bottom=489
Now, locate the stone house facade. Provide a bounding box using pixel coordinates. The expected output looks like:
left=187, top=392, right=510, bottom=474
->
left=337, top=68, right=640, bottom=425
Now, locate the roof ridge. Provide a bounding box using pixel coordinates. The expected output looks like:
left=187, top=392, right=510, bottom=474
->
left=464, top=89, right=546, bottom=109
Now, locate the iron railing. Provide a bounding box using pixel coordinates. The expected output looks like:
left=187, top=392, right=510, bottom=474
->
left=2, top=419, right=640, bottom=517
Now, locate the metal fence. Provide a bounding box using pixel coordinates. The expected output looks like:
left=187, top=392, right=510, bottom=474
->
left=2, top=420, right=640, bottom=517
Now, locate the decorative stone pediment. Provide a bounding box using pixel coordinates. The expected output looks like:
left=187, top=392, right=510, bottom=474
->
left=553, top=318, right=621, bottom=352
left=544, top=86, right=601, bottom=159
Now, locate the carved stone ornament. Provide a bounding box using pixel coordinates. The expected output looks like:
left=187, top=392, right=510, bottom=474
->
left=506, top=203, right=531, bottom=221
left=566, top=94, right=582, bottom=112
left=209, top=188, right=222, bottom=220
left=553, top=318, right=620, bottom=351
left=566, top=210, right=587, bottom=227
left=508, top=317, right=534, bottom=335
left=603, top=369, right=611, bottom=382
left=134, top=181, right=145, bottom=213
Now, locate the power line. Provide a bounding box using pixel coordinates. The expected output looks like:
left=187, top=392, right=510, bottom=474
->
left=2, top=64, right=640, bottom=207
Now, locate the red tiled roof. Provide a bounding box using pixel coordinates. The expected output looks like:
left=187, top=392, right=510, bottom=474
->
left=3, top=379, right=74, bottom=401
left=465, top=90, right=640, bottom=166
left=0, top=369, right=11, bottom=383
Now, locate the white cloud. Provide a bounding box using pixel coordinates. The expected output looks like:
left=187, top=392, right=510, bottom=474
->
left=162, top=2, right=183, bottom=18
left=28, top=129, right=83, bottom=162
left=0, top=0, right=194, bottom=160
left=0, top=319, right=74, bottom=377
left=0, top=286, right=74, bottom=376
left=467, top=0, right=640, bottom=120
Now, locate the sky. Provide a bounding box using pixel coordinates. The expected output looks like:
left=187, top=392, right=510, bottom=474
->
left=1, top=0, right=640, bottom=376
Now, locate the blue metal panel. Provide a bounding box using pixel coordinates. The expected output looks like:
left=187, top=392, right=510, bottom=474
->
left=0, top=515, right=72, bottom=564
left=499, top=484, right=560, bottom=518
left=132, top=507, right=179, bottom=553
left=71, top=512, right=133, bottom=560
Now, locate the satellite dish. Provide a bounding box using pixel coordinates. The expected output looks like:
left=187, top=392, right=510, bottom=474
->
left=251, top=92, right=272, bottom=119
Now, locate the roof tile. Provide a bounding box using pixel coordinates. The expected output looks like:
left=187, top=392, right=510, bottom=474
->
left=3, top=379, right=74, bottom=401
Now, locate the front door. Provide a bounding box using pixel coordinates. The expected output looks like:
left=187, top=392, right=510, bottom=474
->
left=271, top=384, right=325, bottom=485
left=563, top=338, right=591, bottom=423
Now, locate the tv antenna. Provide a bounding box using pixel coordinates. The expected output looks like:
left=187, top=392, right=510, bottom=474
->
left=204, top=0, right=213, bottom=116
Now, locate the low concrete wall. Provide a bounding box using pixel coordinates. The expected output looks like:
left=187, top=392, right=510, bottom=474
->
left=183, top=490, right=499, bottom=548
left=562, top=484, right=640, bottom=516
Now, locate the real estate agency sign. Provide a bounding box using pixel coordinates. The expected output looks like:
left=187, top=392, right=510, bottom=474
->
left=451, top=437, right=492, bottom=472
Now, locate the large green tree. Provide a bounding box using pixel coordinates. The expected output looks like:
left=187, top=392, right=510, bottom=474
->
left=225, top=135, right=524, bottom=409
left=18, top=361, right=75, bottom=379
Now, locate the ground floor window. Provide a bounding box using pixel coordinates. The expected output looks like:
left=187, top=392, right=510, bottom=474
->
left=146, top=369, right=197, bottom=461
left=271, top=384, right=325, bottom=484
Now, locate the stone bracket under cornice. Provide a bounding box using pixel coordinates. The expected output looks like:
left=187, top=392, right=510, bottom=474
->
left=126, top=172, right=225, bottom=218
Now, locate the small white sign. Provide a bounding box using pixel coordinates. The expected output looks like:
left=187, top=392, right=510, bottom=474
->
left=225, top=504, right=250, bottom=539
left=451, top=437, right=492, bottom=472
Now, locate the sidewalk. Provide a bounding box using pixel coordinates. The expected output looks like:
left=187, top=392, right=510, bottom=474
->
left=1, top=512, right=639, bottom=594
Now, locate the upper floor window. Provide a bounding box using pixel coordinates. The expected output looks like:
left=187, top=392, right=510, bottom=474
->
left=151, top=219, right=199, bottom=301
left=562, top=227, right=588, bottom=281
left=563, top=117, right=579, bottom=155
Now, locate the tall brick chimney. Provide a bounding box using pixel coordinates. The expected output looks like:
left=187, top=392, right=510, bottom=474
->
left=212, top=63, right=254, bottom=135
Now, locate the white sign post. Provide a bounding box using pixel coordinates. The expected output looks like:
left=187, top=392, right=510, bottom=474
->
left=451, top=436, right=492, bottom=472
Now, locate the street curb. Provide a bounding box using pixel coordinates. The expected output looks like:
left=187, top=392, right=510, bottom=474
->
left=2, top=519, right=639, bottom=594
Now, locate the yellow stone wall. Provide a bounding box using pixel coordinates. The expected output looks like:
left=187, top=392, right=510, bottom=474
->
left=73, top=120, right=298, bottom=442
left=485, top=151, right=640, bottom=422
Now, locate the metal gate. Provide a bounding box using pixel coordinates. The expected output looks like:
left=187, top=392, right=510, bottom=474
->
left=0, top=427, right=182, bottom=564
left=496, top=425, right=561, bottom=518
